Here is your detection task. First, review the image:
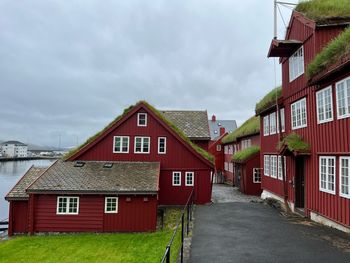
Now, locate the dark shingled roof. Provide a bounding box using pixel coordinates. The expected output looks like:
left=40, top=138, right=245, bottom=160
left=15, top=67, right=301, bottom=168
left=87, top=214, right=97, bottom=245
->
left=161, top=110, right=210, bottom=140
left=27, top=160, right=160, bottom=194
left=5, top=166, right=45, bottom=200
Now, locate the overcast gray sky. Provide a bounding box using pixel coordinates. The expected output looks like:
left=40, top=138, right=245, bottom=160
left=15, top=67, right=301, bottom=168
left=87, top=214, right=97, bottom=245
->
left=0, top=0, right=297, bottom=148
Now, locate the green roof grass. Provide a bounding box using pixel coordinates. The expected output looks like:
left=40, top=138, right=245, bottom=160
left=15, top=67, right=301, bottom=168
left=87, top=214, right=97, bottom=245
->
left=295, top=0, right=350, bottom=22
left=255, top=87, right=282, bottom=115
left=222, top=116, right=260, bottom=144
left=278, top=133, right=310, bottom=153
left=307, top=26, right=350, bottom=79
left=64, top=101, right=214, bottom=164
left=232, top=146, right=260, bottom=162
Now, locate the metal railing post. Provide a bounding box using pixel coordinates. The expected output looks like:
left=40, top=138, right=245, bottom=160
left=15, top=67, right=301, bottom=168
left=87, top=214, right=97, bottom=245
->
left=166, top=246, right=170, bottom=263
left=181, top=214, right=184, bottom=263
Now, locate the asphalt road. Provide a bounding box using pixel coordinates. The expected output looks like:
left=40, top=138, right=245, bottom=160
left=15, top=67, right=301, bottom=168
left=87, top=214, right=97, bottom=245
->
left=189, top=187, right=350, bottom=263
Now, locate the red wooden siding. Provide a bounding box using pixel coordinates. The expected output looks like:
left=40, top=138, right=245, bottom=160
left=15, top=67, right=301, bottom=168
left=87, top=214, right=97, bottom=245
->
left=30, top=194, right=157, bottom=233
left=237, top=154, right=261, bottom=196
left=262, top=13, right=350, bottom=228
left=73, top=107, right=212, bottom=205
left=10, top=201, right=29, bottom=234
left=193, top=140, right=209, bottom=151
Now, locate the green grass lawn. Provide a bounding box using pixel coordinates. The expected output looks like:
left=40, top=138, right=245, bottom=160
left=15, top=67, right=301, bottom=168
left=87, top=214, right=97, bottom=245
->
left=0, top=208, right=183, bottom=263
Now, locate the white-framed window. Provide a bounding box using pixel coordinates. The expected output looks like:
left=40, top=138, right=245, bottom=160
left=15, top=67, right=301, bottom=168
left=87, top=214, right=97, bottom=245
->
left=137, top=113, right=147, bottom=126
left=105, top=197, right=118, bottom=213
left=270, top=155, right=277, bottom=178
left=291, top=98, right=307, bottom=129
left=278, top=156, right=287, bottom=180
left=134, top=137, right=150, bottom=153
left=241, top=139, right=251, bottom=150
left=57, top=196, right=79, bottom=215
left=263, top=115, right=269, bottom=136
left=224, top=146, right=228, bottom=154
left=172, top=171, right=181, bottom=186
left=113, top=136, right=129, bottom=153
left=289, top=46, right=304, bottom=82
left=253, top=168, right=262, bottom=183
left=336, top=77, right=350, bottom=119
left=216, top=144, right=221, bottom=152
left=340, top=157, right=350, bottom=199
left=224, top=162, right=228, bottom=171
left=269, top=112, right=276, bottom=134
left=185, top=172, right=194, bottom=186
left=277, top=108, right=285, bottom=132
left=228, top=145, right=233, bottom=154
left=319, top=156, right=336, bottom=195
left=316, top=86, right=333, bottom=124
left=264, top=155, right=270, bottom=176
left=229, top=163, right=234, bottom=172
left=158, top=137, right=166, bottom=154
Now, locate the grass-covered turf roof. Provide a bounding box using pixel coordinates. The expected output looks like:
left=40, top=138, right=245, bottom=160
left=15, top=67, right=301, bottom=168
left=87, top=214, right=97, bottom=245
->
left=295, top=0, right=350, bottom=22
left=232, top=146, right=260, bottom=162
left=221, top=116, right=260, bottom=144
left=278, top=133, right=310, bottom=153
left=307, top=26, right=350, bottom=79
left=255, top=87, right=282, bottom=115
left=64, top=101, right=214, bottom=164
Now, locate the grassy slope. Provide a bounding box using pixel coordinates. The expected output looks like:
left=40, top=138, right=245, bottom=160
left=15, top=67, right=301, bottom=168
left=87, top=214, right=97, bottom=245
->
left=255, top=87, right=282, bottom=115
left=307, top=26, right=350, bottom=78
left=221, top=116, right=260, bottom=144
left=0, top=208, right=182, bottom=263
left=295, top=0, right=350, bottom=21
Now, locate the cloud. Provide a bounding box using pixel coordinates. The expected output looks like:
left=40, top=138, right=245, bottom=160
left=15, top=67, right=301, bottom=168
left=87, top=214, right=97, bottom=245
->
left=0, top=0, right=295, bottom=146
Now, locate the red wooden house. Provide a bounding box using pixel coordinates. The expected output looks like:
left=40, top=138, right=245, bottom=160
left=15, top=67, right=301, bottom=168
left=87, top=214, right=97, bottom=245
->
left=222, top=116, right=261, bottom=195
left=261, top=1, right=350, bottom=232
left=5, top=101, right=214, bottom=235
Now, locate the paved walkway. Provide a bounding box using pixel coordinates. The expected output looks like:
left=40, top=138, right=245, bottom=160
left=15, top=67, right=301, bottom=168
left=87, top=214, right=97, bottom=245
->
left=189, top=184, right=350, bottom=263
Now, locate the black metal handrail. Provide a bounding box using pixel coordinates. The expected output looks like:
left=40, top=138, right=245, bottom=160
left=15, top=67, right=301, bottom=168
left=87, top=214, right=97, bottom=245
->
left=160, top=189, right=194, bottom=263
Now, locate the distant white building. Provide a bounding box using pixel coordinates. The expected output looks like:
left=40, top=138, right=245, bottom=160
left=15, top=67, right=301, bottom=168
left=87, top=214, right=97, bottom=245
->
left=0, top=141, right=28, bottom=158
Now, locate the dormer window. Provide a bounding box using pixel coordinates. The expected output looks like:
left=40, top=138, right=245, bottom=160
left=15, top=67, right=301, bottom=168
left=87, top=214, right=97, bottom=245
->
left=289, top=46, right=304, bottom=82
left=137, top=113, right=147, bottom=126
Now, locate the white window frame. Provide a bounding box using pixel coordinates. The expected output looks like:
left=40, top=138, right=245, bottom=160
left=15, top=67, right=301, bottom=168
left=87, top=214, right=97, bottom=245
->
left=270, top=155, right=277, bottom=179
left=339, top=157, right=350, bottom=199
left=289, top=46, right=304, bottom=82
left=224, top=146, right=228, bottom=154
left=158, top=137, right=166, bottom=154
left=291, top=98, right=307, bottom=130
left=229, top=163, right=234, bottom=173
left=278, top=108, right=285, bottom=132
left=113, top=136, right=129, bottom=153
left=316, top=86, right=333, bottom=124
left=263, top=115, right=269, bottom=136
left=104, top=197, right=118, bottom=213
left=278, top=156, right=287, bottom=180
left=172, top=171, right=181, bottom=186
left=264, top=155, right=270, bottom=176
left=319, top=156, right=336, bottom=195
left=336, top=76, right=350, bottom=119
left=185, top=172, right=194, bottom=186
left=134, top=136, right=150, bottom=154
left=137, top=113, right=147, bottom=126
left=56, top=196, right=79, bottom=215
left=224, top=162, right=228, bottom=171
left=216, top=144, right=221, bottom=152
left=253, top=168, right=262, bottom=183
left=269, top=112, right=277, bottom=135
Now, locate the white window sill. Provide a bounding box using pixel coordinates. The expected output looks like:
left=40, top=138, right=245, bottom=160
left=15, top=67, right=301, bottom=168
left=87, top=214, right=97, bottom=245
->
left=319, top=188, right=336, bottom=195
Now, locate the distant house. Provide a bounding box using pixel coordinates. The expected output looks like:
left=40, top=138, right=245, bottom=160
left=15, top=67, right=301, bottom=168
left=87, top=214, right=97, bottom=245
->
left=221, top=116, right=261, bottom=195
left=208, top=114, right=237, bottom=140
left=262, top=1, right=350, bottom=231
left=0, top=141, right=28, bottom=158
left=5, top=101, right=214, bottom=235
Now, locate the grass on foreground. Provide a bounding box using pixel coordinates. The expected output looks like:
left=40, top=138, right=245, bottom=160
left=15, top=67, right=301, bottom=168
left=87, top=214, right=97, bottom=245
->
left=0, top=208, right=183, bottom=263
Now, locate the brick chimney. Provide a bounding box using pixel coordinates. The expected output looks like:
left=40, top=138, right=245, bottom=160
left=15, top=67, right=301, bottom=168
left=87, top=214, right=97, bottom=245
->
left=220, top=127, right=225, bottom=136
left=211, top=114, right=216, bottom=122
